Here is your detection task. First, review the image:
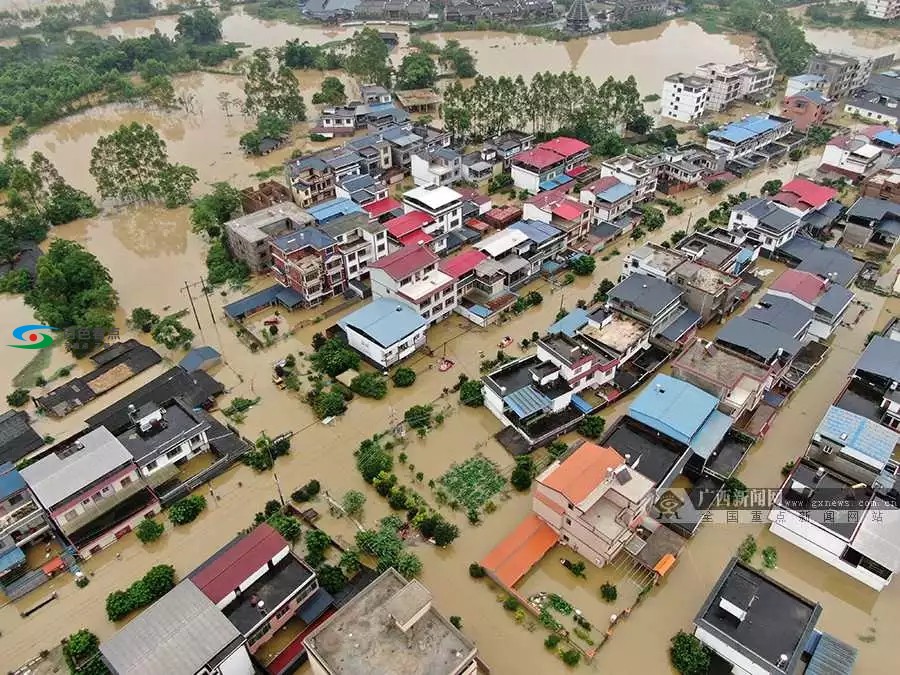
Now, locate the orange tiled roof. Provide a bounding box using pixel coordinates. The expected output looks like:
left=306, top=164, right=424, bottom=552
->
left=481, top=514, right=557, bottom=588
left=539, top=442, right=624, bottom=505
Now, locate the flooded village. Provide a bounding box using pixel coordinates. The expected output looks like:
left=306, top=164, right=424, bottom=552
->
left=0, top=1, right=899, bottom=674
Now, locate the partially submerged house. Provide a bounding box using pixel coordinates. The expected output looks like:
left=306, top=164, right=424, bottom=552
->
left=767, top=268, right=854, bottom=339
left=338, top=298, right=428, bottom=369
left=369, top=244, right=457, bottom=326
left=841, top=196, right=900, bottom=254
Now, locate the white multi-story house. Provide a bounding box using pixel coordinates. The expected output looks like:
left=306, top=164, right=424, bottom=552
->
left=579, top=176, right=636, bottom=224
left=706, top=114, right=794, bottom=160
left=402, top=185, right=463, bottom=255
left=865, top=0, right=900, bottom=19
left=727, top=197, right=804, bottom=253
left=510, top=136, right=590, bottom=193
left=338, top=298, right=429, bottom=369
left=661, top=73, right=711, bottom=123
left=369, top=244, right=458, bottom=325
left=819, top=135, right=885, bottom=180
left=410, top=148, right=462, bottom=187
left=695, top=61, right=776, bottom=112
left=599, top=154, right=659, bottom=202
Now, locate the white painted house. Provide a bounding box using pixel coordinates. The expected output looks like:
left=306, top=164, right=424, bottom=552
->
left=401, top=185, right=463, bottom=255
left=661, top=73, right=711, bottom=123
left=338, top=298, right=429, bottom=368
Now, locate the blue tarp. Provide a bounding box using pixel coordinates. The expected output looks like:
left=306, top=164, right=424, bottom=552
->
left=542, top=260, right=564, bottom=274
left=553, top=174, right=573, bottom=186
left=571, top=394, right=593, bottom=414
left=539, top=180, right=558, bottom=191
left=223, top=285, right=282, bottom=320
left=690, top=409, right=732, bottom=460
left=468, top=304, right=492, bottom=319
left=178, top=346, right=221, bottom=373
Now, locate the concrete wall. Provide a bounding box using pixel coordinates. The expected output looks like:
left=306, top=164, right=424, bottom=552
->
left=694, top=627, right=765, bottom=675
left=214, top=644, right=255, bottom=675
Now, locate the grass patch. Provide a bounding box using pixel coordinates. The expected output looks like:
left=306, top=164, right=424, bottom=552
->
left=438, top=455, right=506, bottom=511
left=12, top=346, right=53, bottom=388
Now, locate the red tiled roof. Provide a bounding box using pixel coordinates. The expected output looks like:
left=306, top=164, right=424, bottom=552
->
left=369, top=244, right=438, bottom=280
left=439, top=249, right=487, bottom=279
left=774, top=178, right=837, bottom=211
left=363, top=197, right=402, bottom=218
left=512, top=147, right=565, bottom=170
left=481, top=514, right=557, bottom=588
left=552, top=200, right=588, bottom=221
left=466, top=218, right=490, bottom=232
left=538, top=136, right=590, bottom=158
left=190, top=523, right=287, bottom=604
left=539, top=442, right=624, bottom=505
left=385, top=211, right=434, bottom=238
left=398, top=230, right=434, bottom=247
left=582, top=176, right=620, bottom=194
left=566, top=165, right=589, bottom=178
left=769, top=268, right=826, bottom=304
left=525, top=186, right=568, bottom=209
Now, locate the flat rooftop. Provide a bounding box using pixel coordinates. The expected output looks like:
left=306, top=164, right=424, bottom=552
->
left=225, top=202, right=314, bottom=241
left=677, top=234, right=740, bottom=269
left=633, top=243, right=689, bottom=274
left=304, top=569, right=476, bottom=675
left=400, top=269, right=454, bottom=302
left=778, top=460, right=872, bottom=539
left=604, top=418, right=685, bottom=487
left=114, top=400, right=209, bottom=464
left=223, top=555, right=314, bottom=634
left=484, top=355, right=572, bottom=401
left=695, top=558, right=821, bottom=675
left=674, top=260, right=737, bottom=294
left=674, top=339, right=770, bottom=390
left=582, top=314, right=647, bottom=354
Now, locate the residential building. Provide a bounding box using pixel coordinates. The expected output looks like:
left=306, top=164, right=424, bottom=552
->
left=305, top=568, right=478, bottom=675
left=693, top=558, right=822, bottom=675
left=845, top=90, right=900, bottom=126
left=672, top=338, right=775, bottom=420
left=715, top=316, right=801, bottom=373
left=532, top=442, right=655, bottom=567
left=0, top=410, right=43, bottom=467
left=523, top=188, right=591, bottom=246
left=807, top=52, right=894, bottom=100
left=781, top=90, right=834, bottom=131
left=865, top=0, right=900, bottom=19
left=842, top=196, right=900, bottom=254
left=661, top=73, right=711, bottom=123
left=785, top=73, right=826, bottom=98
left=345, top=129, right=394, bottom=175
left=0, top=463, right=51, bottom=589
left=402, top=185, right=463, bottom=255
left=485, top=130, right=535, bottom=167
left=768, top=268, right=854, bottom=339
left=675, top=233, right=751, bottom=276
left=769, top=457, right=900, bottom=591
left=621, top=242, right=689, bottom=281
left=362, top=196, right=403, bottom=224
left=579, top=177, right=636, bottom=224
left=189, top=523, right=327, bottom=654
left=861, top=165, right=900, bottom=203
left=334, top=173, right=388, bottom=206
left=599, top=154, right=659, bottom=202
left=270, top=227, right=345, bottom=307
left=605, top=273, right=684, bottom=333
left=411, top=148, right=462, bottom=187
left=535, top=332, right=620, bottom=393
left=314, top=105, right=359, bottom=137
left=474, top=220, right=567, bottom=288
left=612, top=0, right=667, bottom=21
left=743, top=293, right=813, bottom=343
left=100, top=580, right=255, bottom=675
left=338, top=298, right=428, bottom=368
left=225, top=203, right=315, bottom=273
left=728, top=197, right=803, bottom=254
left=775, top=235, right=864, bottom=286
left=705, top=115, right=793, bottom=160
left=819, top=135, right=885, bottom=180
left=655, top=144, right=728, bottom=195
left=240, top=181, right=292, bottom=214
left=384, top=211, right=436, bottom=250
left=284, top=156, right=338, bottom=208
left=316, top=211, right=390, bottom=283
left=20, top=427, right=160, bottom=558
left=772, top=178, right=839, bottom=215
left=369, top=244, right=457, bottom=324
left=510, top=136, right=590, bottom=193
left=440, top=250, right=517, bottom=327
left=694, top=61, right=777, bottom=112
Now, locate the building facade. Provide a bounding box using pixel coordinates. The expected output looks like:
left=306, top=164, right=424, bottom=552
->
left=661, top=73, right=711, bottom=123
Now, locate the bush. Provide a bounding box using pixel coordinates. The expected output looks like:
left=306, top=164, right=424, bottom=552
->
left=459, top=380, right=484, bottom=407
left=393, top=367, right=416, bottom=387
left=313, top=388, right=347, bottom=419
left=762, top=545, right=778, bottom=569
left=268, top=512, right=302, bottom=542
left=450, top=615, right=462, bottom=629
left=291, top=479, right=321, bottom=502
left=469, top=562, right=486, bottom=578
left=310, top=338, right=360, bottom=377
left=737, top=534, right=757, bottom=563
left=723, top=477, right=747, bottom=501
left=707, top=179, right=726, bottom=194
left=510, top=456, right=534, bottom=492
left=340, top=549, right=361, bottom=576
left=306, top=529, right=331, bottom=563
left=316, top=563, right=347, bottom=593
left=561, top=650, right=581, bottom=666
left=396, top=550, right=423, bottom=578
left=350, top=372, right=388, bottom=399
left=135, top=518, right=164, bottom=544
left=63, top=629, right=103, bottom=674
left=600, top=582, right=618, bottom=602
left=129, top=306, right=159, bottom=331
left=503, top=596, right=519, bottom=611
left=571, top=255, right=596, bottom=276
left=168, top=495, right=207, bottom=525
left=6, top=388, right=29, bottom=407
left=341, top=489, right=366, bottom=517
left=75, top=575, right=90, bottom=588
left=433, top=520, right=460, bottom=547
left=670, top=631, right=710, bottom=675
left=544, top=633, right=562, bottom=649
left=640, top=206, right=665, bottom=231
left=405, top=404, right=433, bottom=430
left=356, top=438, right=393, bottom=482
left=106, top=565, right=175, bottom=621
left=578, top=415, right=606, bottom=439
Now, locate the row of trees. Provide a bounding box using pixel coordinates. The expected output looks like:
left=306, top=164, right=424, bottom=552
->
left=441, top=71, right=644, bottom=142
left=724, top=0, right=815, bottom=75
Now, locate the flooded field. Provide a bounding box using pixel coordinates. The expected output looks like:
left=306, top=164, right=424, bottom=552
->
left=803, top=25, right=900, bottom=57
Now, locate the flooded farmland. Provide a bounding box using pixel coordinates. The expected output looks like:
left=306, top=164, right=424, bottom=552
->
left=1, top=7, right=900, bottom=675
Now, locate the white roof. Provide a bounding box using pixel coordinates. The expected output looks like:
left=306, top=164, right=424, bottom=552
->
left=21, top=427, right=133, bottom=508
left=402, top=270, right=455, bottom=301
left=852, top=143, right=882, bottom=159
left=475, top=228, right=529, bottom=258
left=403, top=185, right=462, bottom=210
left=853, top=497, right=900, bottom=573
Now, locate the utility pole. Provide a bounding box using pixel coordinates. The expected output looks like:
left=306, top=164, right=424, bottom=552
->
left=200, top=279, right=216, bottom=325
left=182, top=281, right=202, bottom=331
left=264, top=435, right=285, bottom=505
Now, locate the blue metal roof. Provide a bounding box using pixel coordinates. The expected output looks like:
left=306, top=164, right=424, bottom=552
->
left=710, top=115, right=781, bottom=144
left=510, top=219, right=562, bottom=245
left=339, top=298, right=427, bottom=349
left=272, top=227, right=335, bottom=253
left=553, top=174, right=573, bottom=186
left=307, top=198, right=364, bottom=224
left=504, top=385, right=552, bottom=418
left=0, top=545, right=24, bottom=574
left=275, top=286, right=304, bottom=308
left=595, top=182, right=635, bottom=203
left=816, top=405, right=898, bottom=468
left=690, top=409, right=732, bottom=459
left=297, top=588, right=334, bottom=624
left=571, top=394, right=593, bottom=414
left=223, top=284, right=282, bottom=320
left=629, top=374, right=718, bottom=446
left=736, top=248, right=754, bottom=263
left=805, top=632, right=857, bottom=675
left=539, top=180, right=558, bottom=191
left=0, top=462, right=25, bottom=501
left=875, top=129, right=900, bottom=147
left=178, top=346, right=221, bottom=373
left=548, top=308, right=590, bottom=337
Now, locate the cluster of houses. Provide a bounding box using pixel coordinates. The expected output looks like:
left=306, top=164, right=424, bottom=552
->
left=662, top=60, right=777, bottom=123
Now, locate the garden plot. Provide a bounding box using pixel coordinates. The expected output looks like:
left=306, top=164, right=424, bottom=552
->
left=437, top=455, right=506, bottom=510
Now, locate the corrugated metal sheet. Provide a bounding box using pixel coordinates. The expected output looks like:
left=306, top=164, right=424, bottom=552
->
left=503, top=385, right=552, bottom=418
left=806, top=632, right=858, bottom=675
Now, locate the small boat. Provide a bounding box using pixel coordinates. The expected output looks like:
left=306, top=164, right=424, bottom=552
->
left=498, top=336, right=513, bottom=348
left=439, top=358, right=455, bottom=372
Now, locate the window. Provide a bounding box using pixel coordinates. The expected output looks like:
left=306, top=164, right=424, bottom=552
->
left=566, top=518, right=572, bottom=526
left=7, top=493, right=23, bottom=506
left=145, top=460, right=158, bottom=471
left=166, top=448, right=181, bottom=460
left=64, top=509, right=79, bottom=522
left=275, top=604, right=292, bottom=620
left=121, top=476, right=132, bottom=488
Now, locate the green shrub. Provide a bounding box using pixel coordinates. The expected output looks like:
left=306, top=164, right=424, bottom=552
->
left=762, top=546, right=778, bottom=569
left=6, top=388, right=29, bottom=407
left=737, top=534, right=757, bottom=563
left=469, top=562, right=486, bottom=578
left=291, top=479, right=321, bottom=502
left=75, top=575, right=90, bottom=588
left=135, top=518, right=164, bottom=544
left=341, top=489, right=366, bottom=517
left=350, top=372, right=388, bottom=399
left=450, top=615, right=462, bottom=629
left=670, top=630, right=710, bottom=675
left=503, top=596, right=519, bottom=611
left=600, top=582, right=618, bottom=602
left=571, top=255, right=596, bottom=276
left=267, top=512, right=302, bottom=542
left=393, top=367, right=416, bottom=387
left=578, top=415, right=606, bottom=439
left=405, top=404, right=433, bottom=430
left=168, top=495, right=207, bottom=525
left=106, top=565, right=175, bottom=621
left=459, top=380, right=484, bottom=406
left=544, top=633, right=562, bottom=649
left=316, top=563, right=347, bottom=593
left=510, top=456, right=534, bottom=492
left=561, top=649, right=581, bottom=666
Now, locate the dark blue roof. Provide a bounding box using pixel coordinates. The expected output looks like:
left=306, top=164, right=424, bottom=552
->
left=744, top=294, right=812, bottom=338
left=223, top=285, right=282, bottom=320
left=659, top=308, right=701, bottom=342
left=178, top=347, right=221, bottom=373
left=509, top=219, right=562, bottom=245
left=272, top=227, right=335, bottom=253
left=0, top=462, right=26, bottom=501
left=806, top=632, right=857, bottom=675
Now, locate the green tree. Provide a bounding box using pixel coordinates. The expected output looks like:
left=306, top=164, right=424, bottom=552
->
left=151, top=314, right=195, bottom=349
left=459, top=379, right=484, bottom=406
left=707, top=179, right=726, bottom=194
left=175, top=8, right=222, bottom=44
left=206, top=239, right=249, bottom=286
left=6, top=388, right=29, bottom=407
left=267, top=512, right=302, bottom=541
left=405, top=404, right=433, bottom=429
left=807, top=125, right=834, bottom=146
left=243, top=48, right=307, bottom=122
left=26, top=240, right=117, bottom=356
left=345, top=28, right=391, bottom=87
left=168, top=495, right=207, bottom=525
left=760, top=179, right=783, bottom=196
left=64, top=628, right=109, bottom=675
left=340, top=548, right=362, bottom=576
left=640, top=206, right=665, bottom=231
left=282, top=40, right=323, bottom=69
left=396, top=550, right=423, bottom=578
left=396, top=51, right=438, bottom=90
left=310, top=338, right=360, bottom=376
left=89, top=123, right=197, bottom=206
left=441, top=40, right=476, bottom=77
left=341, top=489, right=366, bottom=517
left=135, top=518, right=164, bottom=543
left=578, top=415, right=606, bottom=439
left=142, top=564, right=175, bottom=598
left=316, top=563, right=347, bottom=593
left=670, top=229, right=687, bottom=245
left=356, top=438, right=393, bottom=482
left=571, top=255, right=596, bottom=276
left=313, top=389, right=347, bottom=419
left=670, top=631, right=711, bottom=675
left=433, top=520, right=460, bottom=547
left=392, top=367, right=416, bottom=387
left=111, top=0, right=154, bottom=20
left=510, top=456, right=534, bottom=491
left=190, top=182, right=241, bottom=235
left=350, top=372, right=388, bottom=399
left=311, top=76, right=347, bottom=105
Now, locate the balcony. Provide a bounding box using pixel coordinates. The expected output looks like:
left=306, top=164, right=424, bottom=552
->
left=57, top=479, right=157, bottom=537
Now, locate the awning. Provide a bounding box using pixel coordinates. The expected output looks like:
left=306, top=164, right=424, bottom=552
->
left=571, top=394, right=593, bottom=414
left=42, top=556, right=66, bottom=576
left=553, top=174, right=573, bottom=186
left=276, top=287, right=304, bottom=309
left=566, top=165, right=588, bottom=178
left=653, top=553, right=676, bottom=577
left=539, top=180, right=557, bottom=191
left=504, top=385, right=552, bottom=418
left=298, top=588, right=334, bottom=624
left=0, top=546, right=25, bottom=575
left=690, top=409, right=732, bottom=460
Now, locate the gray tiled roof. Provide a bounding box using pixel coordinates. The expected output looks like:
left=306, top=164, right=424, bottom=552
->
left=100, top=581, right=242, bottom=675
left=608, top=274, right=682, bottom=318
left=846, top=197, right=900, bottom=223
left=716, top=316, right=800, bottom=361
left=777, top=236, right=863, bottom=286
left=855, top=335, right=900, bottom=382
left=815, top=284, right=853, bottom=318
left=744, top=294, right=812, bottom=337
left=0, top=410, right=43, bottom=466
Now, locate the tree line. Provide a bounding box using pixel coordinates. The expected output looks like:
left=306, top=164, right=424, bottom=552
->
left=719, top=0, right=815, bottom=76
left=441, top=71, right=645, bottom=142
